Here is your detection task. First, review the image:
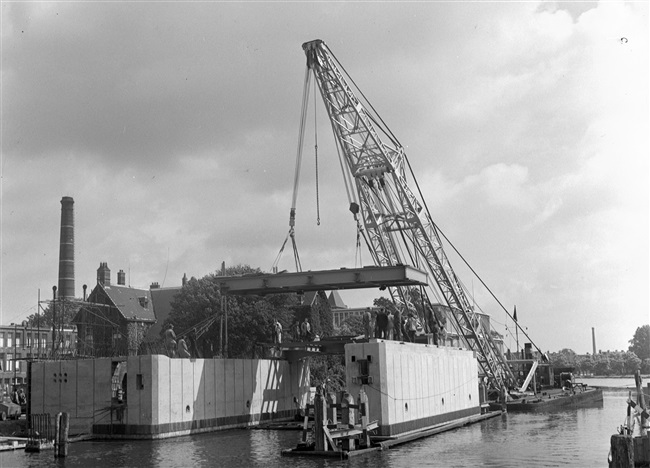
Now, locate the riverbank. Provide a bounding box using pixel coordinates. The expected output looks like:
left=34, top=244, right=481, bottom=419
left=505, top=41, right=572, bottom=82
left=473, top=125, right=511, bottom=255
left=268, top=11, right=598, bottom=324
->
left=575, top=375, right=650, bottom=389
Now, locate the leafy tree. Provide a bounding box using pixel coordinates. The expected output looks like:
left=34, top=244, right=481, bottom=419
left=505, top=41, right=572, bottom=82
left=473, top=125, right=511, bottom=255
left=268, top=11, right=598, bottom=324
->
left=25, top=299, right=80, bottom=328
left=642, top=358, right=650, bottom=374
left=609, top=354, right=625, bottom=375
left=549, top=348, right=577, bottom=369
left=291, top=291, right=333, bottom=340
left=579, top=356, right=594, bottom=375
left=168, top=264, right=298, bottom=358
left=373, top=297, right=396, bottom=312
left=622, top=351, right=642, bottom=374
left=309, top=355, right=346, bottom=393
left=628, top=325, right=650, bottom=361
left=336, top=315, right=365, bottom=336
left=593, top=358, right=612, bottom=376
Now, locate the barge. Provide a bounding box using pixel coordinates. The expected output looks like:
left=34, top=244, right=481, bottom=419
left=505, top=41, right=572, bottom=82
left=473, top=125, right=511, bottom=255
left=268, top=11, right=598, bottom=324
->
left=493, top=385, right=604, bottom=412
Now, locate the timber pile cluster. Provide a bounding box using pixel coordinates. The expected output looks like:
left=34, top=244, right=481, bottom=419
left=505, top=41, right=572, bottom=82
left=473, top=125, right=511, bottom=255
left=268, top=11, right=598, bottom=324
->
left=609, top=371, right=650, bottom=468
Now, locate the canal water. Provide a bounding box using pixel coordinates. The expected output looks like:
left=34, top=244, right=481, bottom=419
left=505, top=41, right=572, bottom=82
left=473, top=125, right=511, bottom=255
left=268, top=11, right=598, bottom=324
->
left=0, top=382, right=643, bottom=467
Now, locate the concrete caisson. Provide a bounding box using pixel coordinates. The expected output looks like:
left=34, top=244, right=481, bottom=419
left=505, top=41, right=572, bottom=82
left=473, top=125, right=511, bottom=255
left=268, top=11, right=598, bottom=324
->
left=345, top=340, right=480, bottom=436
left=30, top=355, right=310, bottom=439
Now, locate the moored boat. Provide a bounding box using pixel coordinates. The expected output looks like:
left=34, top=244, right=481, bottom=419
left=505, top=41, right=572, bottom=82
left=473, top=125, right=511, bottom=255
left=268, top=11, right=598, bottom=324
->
left=491, top=385, right=604, bottom=412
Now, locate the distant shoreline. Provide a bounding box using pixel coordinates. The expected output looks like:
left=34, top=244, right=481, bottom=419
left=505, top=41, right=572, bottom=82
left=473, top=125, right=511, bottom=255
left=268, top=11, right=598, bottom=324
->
left=577, top=374, right=650, bottom=379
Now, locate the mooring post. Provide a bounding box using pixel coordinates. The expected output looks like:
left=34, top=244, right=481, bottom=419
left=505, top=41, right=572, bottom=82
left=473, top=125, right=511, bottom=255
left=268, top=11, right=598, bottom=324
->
left=54, top=412, right=69, bottom=458
left=610, top=434, right=635, bottom=468
left=358, top=387, right=370, bottom=448
left=326, top=392, right=337, bottom=425
left=635, top=371, right=647, bottom=436
left=54, top=412, right=61, bottom=457
left=313, top=386, right=327, bottom=451
left=340, top=392, right=355, bottom=451
left=59, top=412, right=69, bottom=457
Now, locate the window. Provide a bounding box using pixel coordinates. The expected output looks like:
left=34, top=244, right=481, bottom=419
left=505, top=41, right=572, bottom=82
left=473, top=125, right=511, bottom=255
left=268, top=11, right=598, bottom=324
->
left=0, top=333, right=4, bottom=347
left=7, top=333, right=12, bottom=348
left=41, top=333, right=47, bottom=347
left=15, top=333, right=21, bottom=348
left=6, top=354, right=12, bottom=371
left=15, top=359, right=20, bottom=371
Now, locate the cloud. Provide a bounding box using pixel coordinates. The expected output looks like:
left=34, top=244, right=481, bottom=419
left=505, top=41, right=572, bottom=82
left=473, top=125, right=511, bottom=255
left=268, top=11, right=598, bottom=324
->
left=1, top=1, right=647, bottom=354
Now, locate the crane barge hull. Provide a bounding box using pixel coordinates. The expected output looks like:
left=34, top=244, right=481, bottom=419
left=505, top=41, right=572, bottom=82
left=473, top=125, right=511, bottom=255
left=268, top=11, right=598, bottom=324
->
left=491, top=386, right=604, bottom=412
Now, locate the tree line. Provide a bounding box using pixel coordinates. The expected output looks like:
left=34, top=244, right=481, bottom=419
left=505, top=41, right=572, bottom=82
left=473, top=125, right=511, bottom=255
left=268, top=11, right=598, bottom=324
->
left=547, top=325, right=650, bottom=375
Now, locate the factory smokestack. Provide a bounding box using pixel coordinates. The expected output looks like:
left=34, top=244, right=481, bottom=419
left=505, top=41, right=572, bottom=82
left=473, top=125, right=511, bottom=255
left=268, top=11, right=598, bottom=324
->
left=57, top=196, right=75, bottom=299
left=592, top=327, right=597, bottom=356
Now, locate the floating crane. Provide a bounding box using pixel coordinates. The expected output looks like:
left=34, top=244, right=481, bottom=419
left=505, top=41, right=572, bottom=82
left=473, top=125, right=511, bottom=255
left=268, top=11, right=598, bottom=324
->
left=298, top=39, right=518, bottom=395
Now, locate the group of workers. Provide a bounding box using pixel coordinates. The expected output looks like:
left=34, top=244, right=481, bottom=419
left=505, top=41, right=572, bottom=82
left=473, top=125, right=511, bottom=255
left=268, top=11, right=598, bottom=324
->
left=10, top=386, right=27, bottom=406
left=163, top=324, right=192, bottom=358
left=273, top=317, right=322, bottom=344
left=363, top=306, right=447, bottom=345
left=161, top=305, right=446, bottom=354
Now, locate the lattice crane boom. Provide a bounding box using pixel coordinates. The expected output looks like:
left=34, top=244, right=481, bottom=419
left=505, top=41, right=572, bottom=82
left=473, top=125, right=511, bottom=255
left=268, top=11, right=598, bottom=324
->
left=302, top=39, right=516, bottom=393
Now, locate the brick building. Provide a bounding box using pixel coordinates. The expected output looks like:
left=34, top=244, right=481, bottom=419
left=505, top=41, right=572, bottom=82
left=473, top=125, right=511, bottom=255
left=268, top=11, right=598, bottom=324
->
left=0, top=322, right=76, bottom=388
left=73, top=263, right=156, bottom=357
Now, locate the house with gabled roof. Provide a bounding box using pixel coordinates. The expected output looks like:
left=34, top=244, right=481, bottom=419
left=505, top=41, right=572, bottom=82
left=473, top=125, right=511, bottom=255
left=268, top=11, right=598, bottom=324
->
left=73, top=263, right=157, bottom=357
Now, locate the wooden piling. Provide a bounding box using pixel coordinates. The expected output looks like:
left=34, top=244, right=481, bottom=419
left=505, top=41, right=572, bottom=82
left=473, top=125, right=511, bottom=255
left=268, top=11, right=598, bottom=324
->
left=635, top=371, right=647, bottom=436
left=54, top=412, right=69, bottom=458
left=326, top=392, right=337, bottom=425
left=358, top=388, right=370, bottom=448
left=340, top=392, right=355, bottom=452
left=54, top=412, right=61, bottom=456
left=609, top=434, right=634, bottom=468
left=609, top=373, right=650, bottom=467
left=313, top=387, right=327, bottom=452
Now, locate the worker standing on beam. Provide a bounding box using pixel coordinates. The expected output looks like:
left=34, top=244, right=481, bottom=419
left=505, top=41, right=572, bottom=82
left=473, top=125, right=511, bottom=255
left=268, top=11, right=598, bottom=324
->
left=164, top=324, right=177, bottom=358
left=274, top=319, right=283, bottom=344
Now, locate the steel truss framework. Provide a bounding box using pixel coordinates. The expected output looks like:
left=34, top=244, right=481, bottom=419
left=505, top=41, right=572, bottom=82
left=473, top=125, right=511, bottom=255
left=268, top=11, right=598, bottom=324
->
left=302, top=39, right=516, bottom=392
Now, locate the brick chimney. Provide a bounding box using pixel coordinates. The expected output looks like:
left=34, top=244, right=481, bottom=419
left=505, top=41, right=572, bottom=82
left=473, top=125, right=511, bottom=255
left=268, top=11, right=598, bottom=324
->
left=57, top=196, right=75, bottom=298
left=150, top=282, right=160, bottom=289
left=117, top=269, right=126, bottom=286
left=97, top=262, right=111, bottom=285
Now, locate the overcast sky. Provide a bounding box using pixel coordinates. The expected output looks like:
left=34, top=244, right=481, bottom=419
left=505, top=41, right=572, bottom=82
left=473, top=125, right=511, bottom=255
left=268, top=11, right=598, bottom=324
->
left=1, top=1, right=647, bottom=354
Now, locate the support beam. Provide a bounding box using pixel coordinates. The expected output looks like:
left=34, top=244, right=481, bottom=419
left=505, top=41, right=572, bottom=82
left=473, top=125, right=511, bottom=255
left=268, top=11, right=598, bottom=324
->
left=218, top=265, right=427, bottom=296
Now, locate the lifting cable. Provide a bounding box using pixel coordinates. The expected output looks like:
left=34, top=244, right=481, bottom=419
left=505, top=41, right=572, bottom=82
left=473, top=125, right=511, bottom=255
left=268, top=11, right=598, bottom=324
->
left=333, top=125, right=366, bottom=268
left=273, top=67, right=312, bottom=273
left=354, top=223, right=363, bottom=268
left=314, top=79, right=321, bottom=226
left=387, top=128, right=545, bottom=356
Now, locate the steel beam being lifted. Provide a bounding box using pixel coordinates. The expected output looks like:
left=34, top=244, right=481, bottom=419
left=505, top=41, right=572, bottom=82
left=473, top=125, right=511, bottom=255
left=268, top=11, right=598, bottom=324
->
left=217, top=265, right=428, bottom=296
